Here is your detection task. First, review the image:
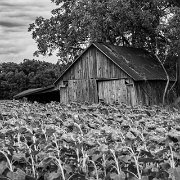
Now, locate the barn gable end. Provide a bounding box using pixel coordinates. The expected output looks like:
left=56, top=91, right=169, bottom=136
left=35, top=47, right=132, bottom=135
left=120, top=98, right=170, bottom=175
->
left=56, top=46, right=131, bottom=82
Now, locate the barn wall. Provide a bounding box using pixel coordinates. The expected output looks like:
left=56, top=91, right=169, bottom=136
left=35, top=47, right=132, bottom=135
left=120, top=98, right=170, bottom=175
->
left=134, top=81, right=176, bottom=105
left=59, top=46, right=131, bottom=82
left=98, top=79, right=137, bottom=106
left=60, top=79, right=98, bottom=104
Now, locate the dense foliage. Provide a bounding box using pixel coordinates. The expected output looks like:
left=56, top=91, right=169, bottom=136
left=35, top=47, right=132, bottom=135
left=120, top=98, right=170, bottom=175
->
left=0, top=59, right=69, bottom=100
left=28, top=0, right=180, bottom=62
left=1, top=100, right=180, bottom=179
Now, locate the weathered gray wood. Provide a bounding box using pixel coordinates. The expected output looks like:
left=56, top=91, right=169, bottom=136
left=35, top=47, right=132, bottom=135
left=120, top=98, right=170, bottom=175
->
left=134, top=81, right=175, bottom=105
left=60, top=87, right=68, bottom=104
left=60, top=47, right=130, bottom=81
left=59, top=79, right=98, bottom=104
left=98, top=80, right=131, bottom=105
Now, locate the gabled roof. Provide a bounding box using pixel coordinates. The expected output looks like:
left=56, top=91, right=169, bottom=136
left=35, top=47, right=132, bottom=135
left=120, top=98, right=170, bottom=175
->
left=13, top=85, right=56, bottom=99
left=94, top=43, right=172, bottom=81
left=54, top=42, right=174, bottom=84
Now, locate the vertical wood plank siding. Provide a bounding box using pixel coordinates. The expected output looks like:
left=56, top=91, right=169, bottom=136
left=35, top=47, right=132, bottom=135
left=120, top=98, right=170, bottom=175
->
left=98, top=80, right=127, bottom=104
left=134, top=81, right=176, bottom=105
left=135, top=81, right=160, bottom=105
left=60, top=47, right=130, bottom=81
left=98, top=79, right=137, bottom=105
left=60, top=79, right=98, bottom=104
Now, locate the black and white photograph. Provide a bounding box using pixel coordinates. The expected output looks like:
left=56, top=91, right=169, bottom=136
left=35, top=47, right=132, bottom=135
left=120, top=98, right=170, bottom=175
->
left=1, top=0, right=180, bottom=179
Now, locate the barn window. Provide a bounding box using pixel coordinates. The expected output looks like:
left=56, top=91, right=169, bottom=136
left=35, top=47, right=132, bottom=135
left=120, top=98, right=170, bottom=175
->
left=59, top=81, right=68, bottom=88
left=63, top=81, right=68, bottom=87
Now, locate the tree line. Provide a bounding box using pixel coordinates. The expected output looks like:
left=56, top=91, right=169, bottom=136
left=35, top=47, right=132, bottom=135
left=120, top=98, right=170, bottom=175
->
left=0, top=59, right=69, bottom=100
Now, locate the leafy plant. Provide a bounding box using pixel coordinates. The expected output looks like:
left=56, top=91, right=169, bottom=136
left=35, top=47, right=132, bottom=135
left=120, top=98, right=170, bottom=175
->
left=1, top=100, right=180, bottom=179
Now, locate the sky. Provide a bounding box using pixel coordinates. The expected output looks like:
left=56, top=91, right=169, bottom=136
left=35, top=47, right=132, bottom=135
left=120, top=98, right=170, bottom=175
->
left=0, top=0, right=58, bottom=64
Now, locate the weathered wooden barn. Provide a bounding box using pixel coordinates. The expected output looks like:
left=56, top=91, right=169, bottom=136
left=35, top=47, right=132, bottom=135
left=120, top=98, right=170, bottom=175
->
left=54, top=42, right=175, bottom=106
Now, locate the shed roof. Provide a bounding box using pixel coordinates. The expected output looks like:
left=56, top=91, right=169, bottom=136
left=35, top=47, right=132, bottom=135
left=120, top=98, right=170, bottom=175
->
left=13, top=85, right=56, bottom=99
left=54, top=42, right=174, bottom=84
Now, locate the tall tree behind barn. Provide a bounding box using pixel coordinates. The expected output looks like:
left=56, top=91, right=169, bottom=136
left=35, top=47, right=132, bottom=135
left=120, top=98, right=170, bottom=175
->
left=54, top=43, right=176, bottom=106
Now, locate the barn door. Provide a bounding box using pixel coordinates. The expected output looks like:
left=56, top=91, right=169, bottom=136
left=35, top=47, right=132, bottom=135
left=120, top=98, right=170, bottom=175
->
left=98, top=79, right=127, bottom=104
left=126, top=84, right=137, bottom=106
left=68, top=80, right=77, bottom=102
left=60, top=87, right=69, bottom=104
left=68, top=79, right=98, bottom=103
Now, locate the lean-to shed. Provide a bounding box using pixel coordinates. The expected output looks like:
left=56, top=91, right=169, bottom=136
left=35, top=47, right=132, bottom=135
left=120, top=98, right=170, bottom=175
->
left=54, top=42, right=175, bottom=106
left=14, top=85, right=60, bottom=103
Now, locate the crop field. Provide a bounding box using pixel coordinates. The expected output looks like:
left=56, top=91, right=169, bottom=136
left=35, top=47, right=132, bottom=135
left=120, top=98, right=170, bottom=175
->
left=0, top=100, right=180, bottom=180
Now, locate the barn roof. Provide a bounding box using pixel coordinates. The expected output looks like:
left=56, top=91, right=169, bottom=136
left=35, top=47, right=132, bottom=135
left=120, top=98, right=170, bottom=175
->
left=13, top=85, right=56, bottom=99
left=54, top=42, right=174, bottom=84
left=94, top=43, right=171, bottom=81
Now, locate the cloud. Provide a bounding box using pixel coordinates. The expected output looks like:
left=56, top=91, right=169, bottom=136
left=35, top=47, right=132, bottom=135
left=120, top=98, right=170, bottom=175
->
left=0, top=0, right=53, bottom=8
left=0, top=0, right=58, bottom=64
left=0, top=48, right=24, bottom=55
left=0, top=21, right=25, bottom=28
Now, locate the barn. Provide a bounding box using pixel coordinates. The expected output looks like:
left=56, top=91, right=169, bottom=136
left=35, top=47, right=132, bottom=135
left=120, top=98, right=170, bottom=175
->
left=54, top=42, right=175, bottom=106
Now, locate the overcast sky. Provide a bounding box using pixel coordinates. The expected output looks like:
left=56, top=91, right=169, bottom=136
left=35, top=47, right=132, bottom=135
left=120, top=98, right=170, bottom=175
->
left=0, top=0, right=58, bottom=64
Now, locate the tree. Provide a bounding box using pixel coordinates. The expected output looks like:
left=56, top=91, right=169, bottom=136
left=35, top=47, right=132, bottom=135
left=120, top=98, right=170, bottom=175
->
left=0, top=59, right=68, bottom=100
left=29, top=0, right=175, bottom=62
left=165, top=7, right=180, bottom=97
